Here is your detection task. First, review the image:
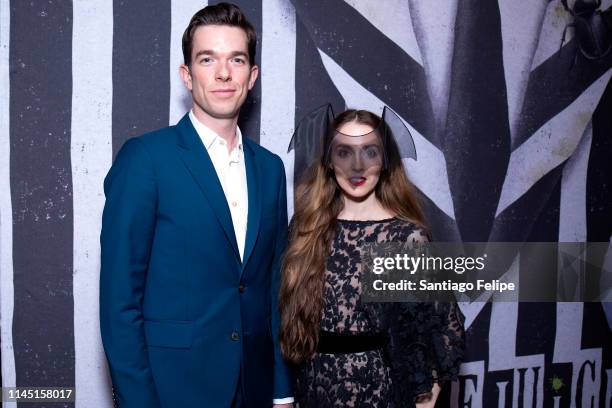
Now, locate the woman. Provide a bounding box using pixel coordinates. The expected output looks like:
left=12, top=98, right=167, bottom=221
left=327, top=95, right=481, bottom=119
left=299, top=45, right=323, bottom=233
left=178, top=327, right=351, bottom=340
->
left=279, top=108, right=465, bottom=407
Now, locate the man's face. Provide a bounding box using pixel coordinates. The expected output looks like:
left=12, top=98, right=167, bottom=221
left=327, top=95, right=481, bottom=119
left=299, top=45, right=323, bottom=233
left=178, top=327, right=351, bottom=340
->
left=180, top=25, right=258, bottom=122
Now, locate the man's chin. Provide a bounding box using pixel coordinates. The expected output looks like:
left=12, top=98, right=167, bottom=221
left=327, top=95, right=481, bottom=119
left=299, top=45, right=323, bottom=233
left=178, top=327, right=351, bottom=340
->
left=203, top=106, right=241, bottom=120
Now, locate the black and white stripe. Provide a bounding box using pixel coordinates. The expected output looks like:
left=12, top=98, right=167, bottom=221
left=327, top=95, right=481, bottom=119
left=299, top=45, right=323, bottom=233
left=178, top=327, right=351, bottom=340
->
left=71, top=1, right=114, bottom=407
left=0, top=1, right=610, bottom=407
left=9, top=2, right=75, bottom=405
left=0, top=0, right=14, bottom=396
left=233, top=0, right=262, bottom=143
left=111, top=0, right=171, bottom=157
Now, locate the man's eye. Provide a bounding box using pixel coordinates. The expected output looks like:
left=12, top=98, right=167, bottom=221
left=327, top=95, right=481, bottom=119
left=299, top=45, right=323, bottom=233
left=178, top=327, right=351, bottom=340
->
left=233, top=57, right=246, bottom=64
left=200, top=57, right=212, bottom=64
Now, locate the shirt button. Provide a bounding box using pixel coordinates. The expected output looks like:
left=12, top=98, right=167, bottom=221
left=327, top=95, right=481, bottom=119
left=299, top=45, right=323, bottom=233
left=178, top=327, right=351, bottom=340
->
left=230, top=331, right=240, bottom=341
left=239, top=284, right=246, bottom=293
left=231, top=201, right=238, bottom=207
left=219, top=140, right=225, bottom=146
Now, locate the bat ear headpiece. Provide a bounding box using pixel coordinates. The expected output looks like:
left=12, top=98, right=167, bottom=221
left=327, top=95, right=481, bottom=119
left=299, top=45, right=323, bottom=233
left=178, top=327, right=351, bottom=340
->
left=287, top=104, right=417, bottom=173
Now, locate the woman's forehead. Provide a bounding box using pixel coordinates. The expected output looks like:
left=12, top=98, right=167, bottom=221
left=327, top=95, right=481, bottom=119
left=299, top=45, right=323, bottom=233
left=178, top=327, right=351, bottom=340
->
left=336, top=120, right=376, bottom=136
left=332, top=131, right=380, bottom=146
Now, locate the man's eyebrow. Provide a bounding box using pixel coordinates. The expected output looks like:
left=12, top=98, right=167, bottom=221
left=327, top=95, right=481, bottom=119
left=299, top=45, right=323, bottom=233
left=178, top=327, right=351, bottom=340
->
left=194, top=49, right=215, bottom=59
left=193, top=50, right=248, bottom=59
left=228, top=51, right=248, bottom=58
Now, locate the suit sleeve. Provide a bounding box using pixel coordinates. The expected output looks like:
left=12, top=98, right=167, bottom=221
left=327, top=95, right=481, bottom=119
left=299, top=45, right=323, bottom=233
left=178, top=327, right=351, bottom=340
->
left=100, top=138, right=162, bottom=408
left=270, top=157, right=294, bottom=399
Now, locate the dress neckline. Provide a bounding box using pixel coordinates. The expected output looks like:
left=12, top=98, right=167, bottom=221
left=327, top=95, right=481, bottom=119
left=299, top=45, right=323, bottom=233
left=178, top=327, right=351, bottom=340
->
left=336, top=217, right=397, bottom=225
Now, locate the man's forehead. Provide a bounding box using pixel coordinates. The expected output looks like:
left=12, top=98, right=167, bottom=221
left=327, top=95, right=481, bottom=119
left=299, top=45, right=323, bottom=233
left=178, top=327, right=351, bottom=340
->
left=192, top=24, right=249, bottom=52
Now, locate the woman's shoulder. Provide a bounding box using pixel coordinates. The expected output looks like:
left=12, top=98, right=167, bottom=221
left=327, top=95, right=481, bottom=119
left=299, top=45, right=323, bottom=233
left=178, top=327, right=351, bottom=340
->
left=387, top=218, right=430, bottom=242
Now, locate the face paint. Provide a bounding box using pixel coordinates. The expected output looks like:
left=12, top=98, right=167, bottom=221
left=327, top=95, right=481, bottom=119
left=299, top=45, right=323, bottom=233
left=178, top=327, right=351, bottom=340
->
left=329, top=121, right=384, bottom=199
left=288, top=104, right=417, bottom=181
left=330, top=132, right=383, bottom=177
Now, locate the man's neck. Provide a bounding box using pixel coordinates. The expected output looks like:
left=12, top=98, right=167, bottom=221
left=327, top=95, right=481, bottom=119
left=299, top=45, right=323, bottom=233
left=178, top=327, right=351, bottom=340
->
left=192, top=107, right=239, bottom=152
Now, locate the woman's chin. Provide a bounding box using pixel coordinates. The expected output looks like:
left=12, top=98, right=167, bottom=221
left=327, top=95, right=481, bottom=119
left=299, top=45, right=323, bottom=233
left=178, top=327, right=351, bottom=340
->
left=339, top=185, right=375, bottom=202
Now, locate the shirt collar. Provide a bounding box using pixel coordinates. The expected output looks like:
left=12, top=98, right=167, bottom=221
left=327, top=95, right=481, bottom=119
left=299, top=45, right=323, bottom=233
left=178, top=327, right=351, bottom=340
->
left=189, top=110, right=243, bottom=152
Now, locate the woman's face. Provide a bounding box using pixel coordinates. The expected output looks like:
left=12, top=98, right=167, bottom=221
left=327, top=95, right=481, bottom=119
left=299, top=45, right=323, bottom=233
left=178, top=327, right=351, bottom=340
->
left=330, top=120, right=383, bottom=201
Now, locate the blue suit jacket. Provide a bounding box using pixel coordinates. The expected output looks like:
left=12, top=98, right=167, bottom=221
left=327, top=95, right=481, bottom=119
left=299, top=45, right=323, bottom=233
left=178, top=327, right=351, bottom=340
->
left=100, top=114, right=292, bottom=407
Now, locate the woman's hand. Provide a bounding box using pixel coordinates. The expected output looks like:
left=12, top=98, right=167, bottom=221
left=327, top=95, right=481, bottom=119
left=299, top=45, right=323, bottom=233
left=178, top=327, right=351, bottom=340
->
left=415, top=382, right=441, bottom=408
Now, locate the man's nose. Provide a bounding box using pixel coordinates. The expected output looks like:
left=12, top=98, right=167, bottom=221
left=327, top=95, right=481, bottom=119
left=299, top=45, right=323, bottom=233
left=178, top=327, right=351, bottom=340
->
left=216, top=62, right=231, bottom=81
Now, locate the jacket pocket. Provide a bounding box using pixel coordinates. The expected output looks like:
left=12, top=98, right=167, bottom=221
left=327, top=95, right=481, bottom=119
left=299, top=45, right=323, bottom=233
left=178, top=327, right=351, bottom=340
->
left=144, top=320, right=194, bottom=349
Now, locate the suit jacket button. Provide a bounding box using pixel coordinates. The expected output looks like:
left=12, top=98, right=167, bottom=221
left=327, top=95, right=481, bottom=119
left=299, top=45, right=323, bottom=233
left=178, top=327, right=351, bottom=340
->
left=231, top=331, right=240, bottom=341
left=238, top=284, right=246, bottom=293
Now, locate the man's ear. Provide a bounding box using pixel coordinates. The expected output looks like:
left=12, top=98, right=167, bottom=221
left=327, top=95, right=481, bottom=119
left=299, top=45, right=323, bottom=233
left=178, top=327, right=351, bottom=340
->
left=248, top=64, right=259, bottom=90
left=179, top=64, right=193, bottom=91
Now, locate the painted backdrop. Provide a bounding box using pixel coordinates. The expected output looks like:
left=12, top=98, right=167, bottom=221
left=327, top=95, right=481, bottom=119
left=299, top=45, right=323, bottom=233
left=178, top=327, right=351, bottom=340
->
left=1, top=1, right=611, bottom=407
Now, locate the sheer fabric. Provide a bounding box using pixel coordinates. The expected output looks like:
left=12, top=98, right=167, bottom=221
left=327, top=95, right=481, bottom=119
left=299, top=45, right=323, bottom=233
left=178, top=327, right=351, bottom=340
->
left=294, top=218, right=465, bottom=408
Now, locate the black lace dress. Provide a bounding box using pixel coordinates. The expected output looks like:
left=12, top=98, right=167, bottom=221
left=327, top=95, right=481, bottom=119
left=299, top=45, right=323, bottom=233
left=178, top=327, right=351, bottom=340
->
left=294, top=218, right=465, bottom=408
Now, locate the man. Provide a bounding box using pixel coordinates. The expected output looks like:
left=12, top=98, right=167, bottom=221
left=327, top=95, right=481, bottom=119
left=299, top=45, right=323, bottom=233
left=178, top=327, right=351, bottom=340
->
left=100, top=3, right=293, bottom=407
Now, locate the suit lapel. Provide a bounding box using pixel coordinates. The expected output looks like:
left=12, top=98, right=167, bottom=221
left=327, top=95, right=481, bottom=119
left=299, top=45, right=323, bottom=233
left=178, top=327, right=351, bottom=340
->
left=242, top=140, right=261, bottom=271
left=175, top=114, right=240, bottom=261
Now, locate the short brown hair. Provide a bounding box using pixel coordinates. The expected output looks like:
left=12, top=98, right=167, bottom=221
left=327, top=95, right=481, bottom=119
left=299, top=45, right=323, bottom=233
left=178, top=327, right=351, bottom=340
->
left=182, top=3, right=257, bottom=66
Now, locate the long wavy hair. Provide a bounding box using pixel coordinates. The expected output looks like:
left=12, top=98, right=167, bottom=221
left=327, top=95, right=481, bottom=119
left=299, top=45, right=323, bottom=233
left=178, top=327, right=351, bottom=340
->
left=279, top=109, right=427, bottom=363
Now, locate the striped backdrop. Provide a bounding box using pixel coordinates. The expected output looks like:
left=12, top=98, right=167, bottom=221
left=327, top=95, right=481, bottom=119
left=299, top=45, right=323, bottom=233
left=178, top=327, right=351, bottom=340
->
left=1, top=1, right=611, bottom=407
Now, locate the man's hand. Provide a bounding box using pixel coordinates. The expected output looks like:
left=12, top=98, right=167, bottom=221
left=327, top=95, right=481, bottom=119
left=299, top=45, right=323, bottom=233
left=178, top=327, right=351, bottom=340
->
left=273, top=404, right=293, bottom=408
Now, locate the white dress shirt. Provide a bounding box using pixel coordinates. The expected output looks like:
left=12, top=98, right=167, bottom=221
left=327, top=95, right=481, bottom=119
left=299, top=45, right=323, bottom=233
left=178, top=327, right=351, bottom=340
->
left=189, top=111, right=248, bottom=261
left=189, top=112, right=294, bottom=405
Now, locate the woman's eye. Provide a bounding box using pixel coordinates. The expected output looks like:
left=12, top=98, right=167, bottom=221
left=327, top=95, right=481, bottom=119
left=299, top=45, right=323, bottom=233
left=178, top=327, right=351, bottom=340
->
left=336, top=148, right=350, bottom=158
left=365, top=146, right=380, bottom=158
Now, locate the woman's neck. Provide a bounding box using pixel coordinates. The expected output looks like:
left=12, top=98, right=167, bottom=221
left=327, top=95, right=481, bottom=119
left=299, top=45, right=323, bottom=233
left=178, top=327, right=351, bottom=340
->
left=338, top=192, right=394, bottom=221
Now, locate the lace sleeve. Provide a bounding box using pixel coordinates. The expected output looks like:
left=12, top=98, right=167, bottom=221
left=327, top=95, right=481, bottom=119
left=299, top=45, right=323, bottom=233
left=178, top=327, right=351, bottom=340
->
left=431, top=301, right=465, bottom=383
left=386, top=225, right=465, bottom=403
left=386, top=301, right=465, bottom=403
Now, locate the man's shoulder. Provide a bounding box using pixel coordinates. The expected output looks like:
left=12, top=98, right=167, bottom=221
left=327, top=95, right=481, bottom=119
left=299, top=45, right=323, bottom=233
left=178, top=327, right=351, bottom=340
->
left=132, top=124, right=178, bottom=149
left=112, top=125, right=179, bottom=168
left=243, top=138, right=284, bottom=169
